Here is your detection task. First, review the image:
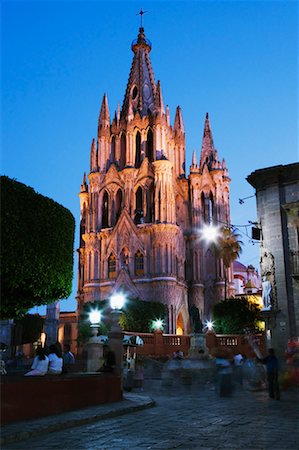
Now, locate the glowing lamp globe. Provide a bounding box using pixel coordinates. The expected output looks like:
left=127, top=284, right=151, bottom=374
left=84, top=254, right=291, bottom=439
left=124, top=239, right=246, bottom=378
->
left=152, top=318, right=164, bottom=331
left=206, top=320, right=214, bottom=331
left=201, top=225, right=219, bottom=242
left=89, top=310, right=101, bottom=325
left=110, top=293, right=125, bottom=311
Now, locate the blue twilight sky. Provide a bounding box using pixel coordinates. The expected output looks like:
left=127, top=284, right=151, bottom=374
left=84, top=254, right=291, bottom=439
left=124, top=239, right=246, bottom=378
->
left=2, top=0, right=298, bottom=313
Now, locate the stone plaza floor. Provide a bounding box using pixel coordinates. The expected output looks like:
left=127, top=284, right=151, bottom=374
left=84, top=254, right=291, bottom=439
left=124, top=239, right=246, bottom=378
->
left=2, top=379, right=299, bottom=450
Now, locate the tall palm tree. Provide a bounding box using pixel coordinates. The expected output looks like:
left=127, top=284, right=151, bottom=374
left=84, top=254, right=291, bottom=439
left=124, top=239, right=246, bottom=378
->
left=216, top=227, right=243, bottom=300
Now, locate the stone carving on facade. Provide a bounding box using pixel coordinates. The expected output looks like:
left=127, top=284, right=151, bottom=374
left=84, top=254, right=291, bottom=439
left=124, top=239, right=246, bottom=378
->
left=260, top=250, right=277, bottom=310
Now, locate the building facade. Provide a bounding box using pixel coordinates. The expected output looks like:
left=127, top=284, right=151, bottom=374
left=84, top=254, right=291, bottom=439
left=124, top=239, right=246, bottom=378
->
left=77, top=27, right=233, bottom=333
left=247, top=163, right=299, bottom=356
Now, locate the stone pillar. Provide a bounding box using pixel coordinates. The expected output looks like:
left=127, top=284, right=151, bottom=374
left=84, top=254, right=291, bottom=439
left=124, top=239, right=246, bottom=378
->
left=153, top=329, right=164, bottom=355
left=86, top=334, right=104, bottom=372
left=108, top=311, right=123, bottom=383
left=45, top=301, right=60, bottom=347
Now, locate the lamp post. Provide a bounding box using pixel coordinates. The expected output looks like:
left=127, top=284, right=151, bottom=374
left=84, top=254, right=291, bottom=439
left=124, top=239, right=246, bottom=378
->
left=86, top=309, right=103, bottom=372
left=109, top=293, right=125, bottom=382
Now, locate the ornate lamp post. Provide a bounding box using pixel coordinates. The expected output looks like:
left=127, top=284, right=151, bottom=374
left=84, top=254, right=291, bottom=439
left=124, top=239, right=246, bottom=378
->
left=109, top=293, right=125, bottom=382
left=86, top=309, right=103, bottom=372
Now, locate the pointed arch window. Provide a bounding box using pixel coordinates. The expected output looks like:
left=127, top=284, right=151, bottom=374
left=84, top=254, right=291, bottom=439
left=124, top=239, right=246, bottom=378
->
left=94, top=252, right=99, bottom=280
left=209, top=193, right=214, bottom=224
left=146, top=129, right=153, bottom=163
left=111, top=136, right=115, bottom=163
left=134, top=186, right=143, bottom=224
left=135, top=131, right=142, bottom=168
left=115, top=189, right=122, bottom=224
left=108, top=254, right=116, bottom=279
left=135, top=250, right=144, bottom=275
left=145, top=183, right=154, bottom=223
left=102, top=191, right=109, bottom=228
left=80, top=204, right=87, bottom=246
left=120, top=133, right=126, bottom=168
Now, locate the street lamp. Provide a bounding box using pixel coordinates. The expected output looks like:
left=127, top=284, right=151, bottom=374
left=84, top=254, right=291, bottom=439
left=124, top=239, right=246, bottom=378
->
left=110, top=293, right=125, bottom=311
left=89, top=309, right=101, bottom=341
left=109, top=293, right=125, bottom=382
left=86, top=309, right=102, bottom=372
left=205, top=320, right=214, bottom=332
left=200, top=224, right=220, bottom=243
left=152, top=318, right=164, bottom=331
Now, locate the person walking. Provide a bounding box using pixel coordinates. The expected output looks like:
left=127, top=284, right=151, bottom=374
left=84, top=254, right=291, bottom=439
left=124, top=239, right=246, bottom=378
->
left=260, top=348, right=280, bottom=400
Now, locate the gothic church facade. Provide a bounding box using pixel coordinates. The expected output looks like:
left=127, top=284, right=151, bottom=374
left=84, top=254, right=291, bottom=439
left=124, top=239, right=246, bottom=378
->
left=77, top=27, right=232, bottom=334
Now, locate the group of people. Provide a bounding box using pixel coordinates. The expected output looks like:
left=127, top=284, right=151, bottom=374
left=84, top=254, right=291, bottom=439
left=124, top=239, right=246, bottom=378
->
left=24, top=343, right=75, bottom=377
left=215, top=348, right=280, bottom=400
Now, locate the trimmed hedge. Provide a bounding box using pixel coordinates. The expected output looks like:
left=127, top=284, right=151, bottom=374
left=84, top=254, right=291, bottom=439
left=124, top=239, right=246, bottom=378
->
left=0, top=176, right=75, bottom=319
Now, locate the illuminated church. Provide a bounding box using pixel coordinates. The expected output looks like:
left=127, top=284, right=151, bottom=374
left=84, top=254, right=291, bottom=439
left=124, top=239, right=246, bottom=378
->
left=77, top=26, right=232, bottom=334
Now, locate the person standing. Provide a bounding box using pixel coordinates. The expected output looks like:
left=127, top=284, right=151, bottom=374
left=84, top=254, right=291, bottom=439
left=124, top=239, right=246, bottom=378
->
left=260, top=348, right=280, bottom=400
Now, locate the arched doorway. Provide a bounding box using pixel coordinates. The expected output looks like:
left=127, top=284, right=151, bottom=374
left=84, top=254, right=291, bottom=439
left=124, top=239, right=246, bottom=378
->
left=176, top=312, right=184, bottom=335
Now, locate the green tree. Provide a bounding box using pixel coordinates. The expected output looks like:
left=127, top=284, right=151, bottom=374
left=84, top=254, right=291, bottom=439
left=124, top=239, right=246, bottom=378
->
left=0, top=176, right=75, bottom=319
left=212, top=297, right=261, bottom=334
left=120, top=298, right=167, bottom=332
left=216, top=227, right=243, bottom=300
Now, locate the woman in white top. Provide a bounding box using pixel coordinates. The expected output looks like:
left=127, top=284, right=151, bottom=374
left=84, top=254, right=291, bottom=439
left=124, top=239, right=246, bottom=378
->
left=48, top=344, right=63, bottom=374
left=24, top=347, right=49, bottom=376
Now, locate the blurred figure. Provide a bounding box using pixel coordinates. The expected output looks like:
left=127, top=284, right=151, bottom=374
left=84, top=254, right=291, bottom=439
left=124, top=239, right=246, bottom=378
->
left=260, top=348, right=280, bottom=400
left=134, top=357, right=145, bottom=391
left=24, top=346, right=49, bottom=376
left=214, top=348, right=233, bottom=397
left=233, top=353, right=244, bottom=385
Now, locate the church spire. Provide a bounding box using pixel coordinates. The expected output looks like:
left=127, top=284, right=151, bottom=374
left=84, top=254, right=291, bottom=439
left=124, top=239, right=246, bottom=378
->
left=174, top=106, right=184, bottom=133
left=200, top=112, right=216, bottom=167
left=154, top=80, right=164, bottom=115
left=98, top=93, right=110, bottom=128
left=80, top=172, right=88, bottom=193
left=122, top=27, right=156, bottom=118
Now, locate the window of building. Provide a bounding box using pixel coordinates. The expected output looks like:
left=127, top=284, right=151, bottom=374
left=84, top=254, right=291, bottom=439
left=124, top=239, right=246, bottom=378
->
left=64, top=323, right=72, bottom=341
left=209, top=193, right=214, bottom=224
left=135, top=251, right=144, bottom=275
left=134, top=187, right=143, bottom=224
left=111, top=136, right=115, bottom=162
left=120, top=133, right=126, bottom=168
left=146, top=129, right=153, bottom=163
left=135, top=131, right=142, bottom=168
left=115, top=189, right=122, bottom=224
left=108, top=254, right=116, bottom=279
left=102, top=191, right=109, bottom=228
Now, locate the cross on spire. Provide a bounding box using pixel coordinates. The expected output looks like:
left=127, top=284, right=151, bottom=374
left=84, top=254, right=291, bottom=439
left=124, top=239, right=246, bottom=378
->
left=136, top=8, right=147, bottom=28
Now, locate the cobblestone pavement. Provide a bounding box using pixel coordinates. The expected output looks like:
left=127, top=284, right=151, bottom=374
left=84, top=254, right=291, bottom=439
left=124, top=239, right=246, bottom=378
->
left=3, top=380, right=299, bottom=450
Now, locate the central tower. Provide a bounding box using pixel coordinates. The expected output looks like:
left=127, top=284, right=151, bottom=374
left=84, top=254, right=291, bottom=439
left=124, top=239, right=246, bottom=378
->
left=77, top=27, right=232, bottom=333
